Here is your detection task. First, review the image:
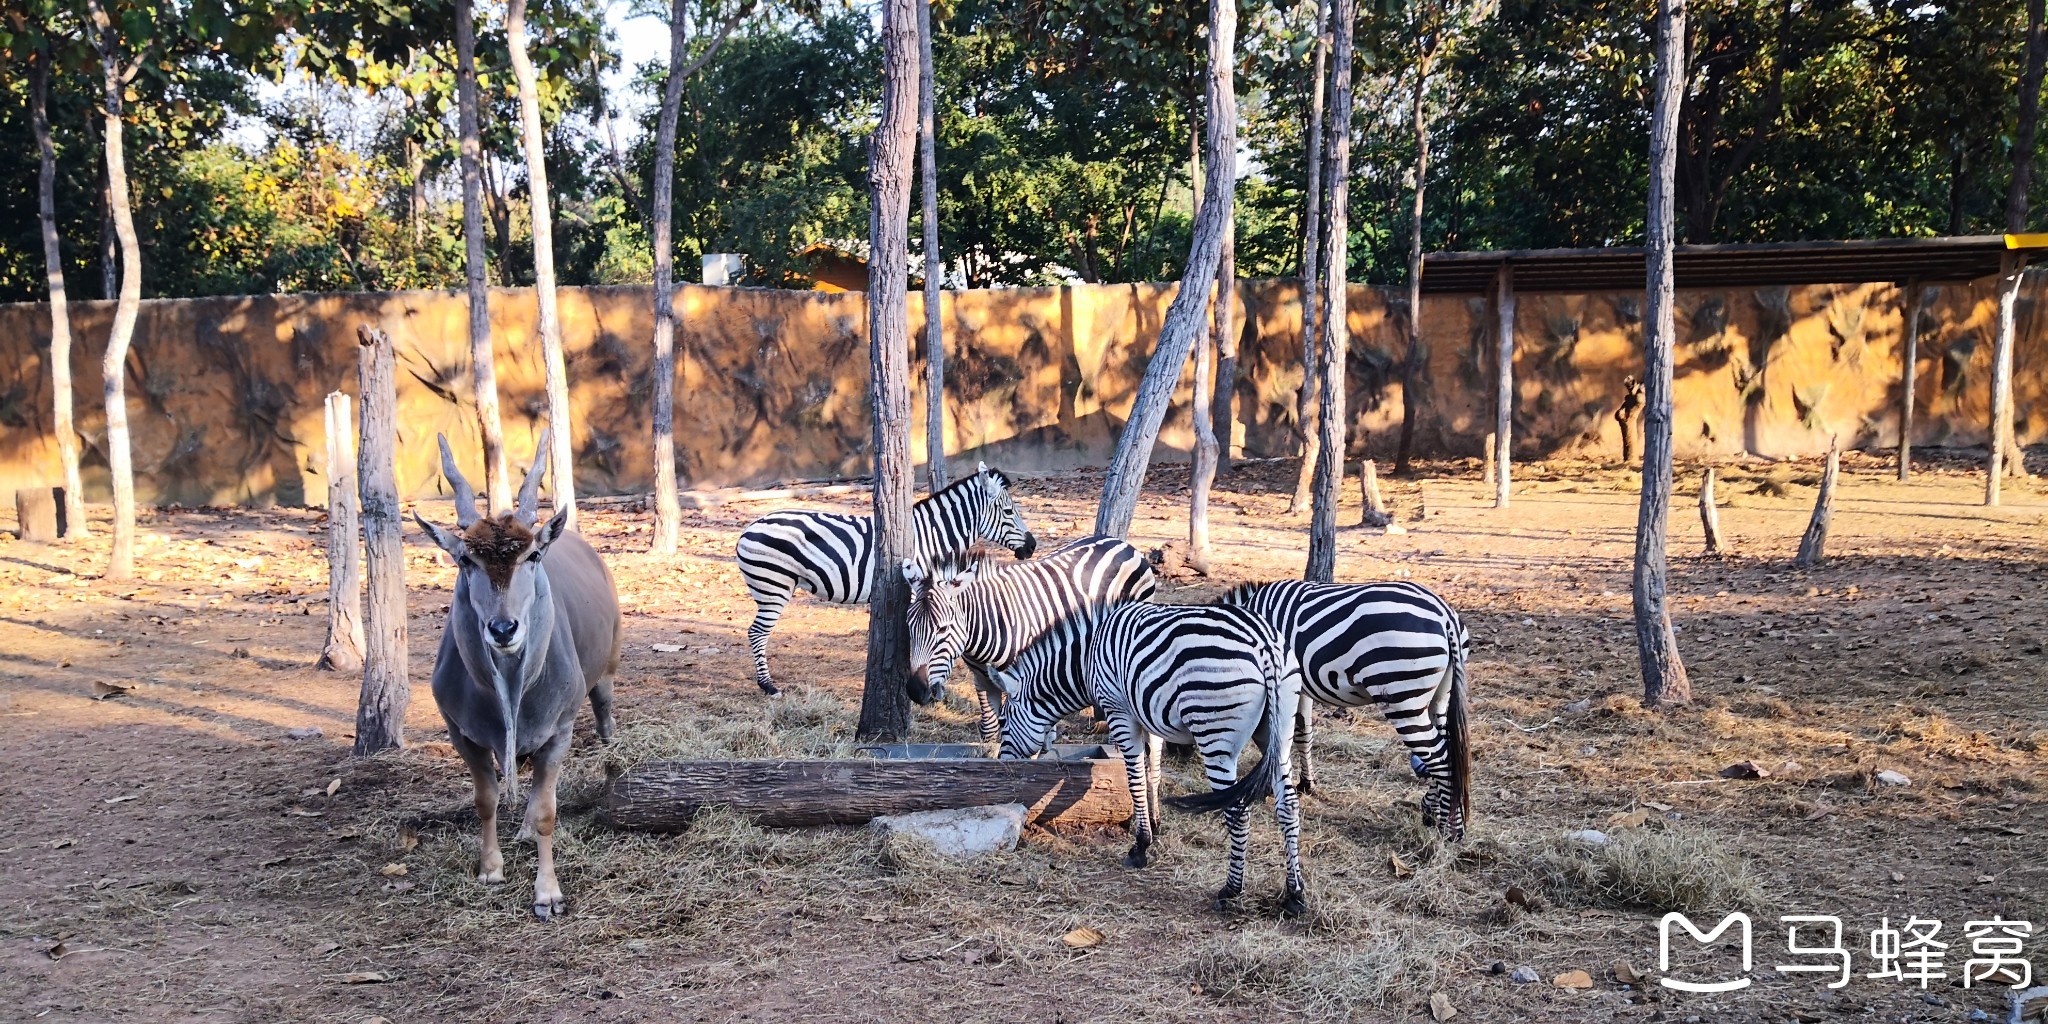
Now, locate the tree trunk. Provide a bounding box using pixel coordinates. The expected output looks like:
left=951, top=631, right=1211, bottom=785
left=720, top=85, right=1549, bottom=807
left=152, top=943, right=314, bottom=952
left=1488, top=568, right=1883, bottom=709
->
left=1212, top=192, right=1238, bottom=474
left=602, top=756, right=1134, bottom=831
left=1988, top=252, right=2021, bottom=506
left=1699, top=465, right=1727, bottom=557
left=1996, top=0, right=2045, bottom=494
left=1091, top=0, right=1239, bottom=538
left=1795, top=440, right=1840, bottom=569
left=455, top=0, right=511, bottom=514
left=319, top=392, right=365, bottom=673
left=1898, top=281, right=1923, bottom=482
left=919, top=0, right=948, bottom=494
left=1287, top=0, right=1331, bottom=516
left=649, top=0, right=689, bottom=555
left=32, top=51, right=88, bottom=540
left=1189, top=63, right=1240, bottom=574
left=1636, top=0, right=1693, bottom=707
left=354, top=327, right=410, bottom=754
left=1394, top=53, right=1431, bottom=477
left=1493, top=263, right=1515, bottom=509
left=1304, top=0, right=1355, bottom=583
left=858, top=0, right=925, bottom=742
left=87, top=0, right=141, bottom=582
left=1189, top=278, right=1219, bottom=575
left=507, top=0, right=577, bottom=530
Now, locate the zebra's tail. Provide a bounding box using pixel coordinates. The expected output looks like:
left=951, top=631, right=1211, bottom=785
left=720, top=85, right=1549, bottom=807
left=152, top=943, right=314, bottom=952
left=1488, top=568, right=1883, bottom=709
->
left=1444, top=622, right=1473, bottom=835
left=1167, top=636, right=1285, bottom=814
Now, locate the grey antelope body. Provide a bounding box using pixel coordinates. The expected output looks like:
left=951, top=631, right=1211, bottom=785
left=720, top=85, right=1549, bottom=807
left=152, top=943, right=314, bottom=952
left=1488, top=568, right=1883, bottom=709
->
left=1087, top=602, right=1309, bottom=916
left=1219, top=580, right=1472, bottom=840
left=901, top=535, right=1156, bottom=743
left=416, top=434, right=623, bottom=920
left=735, top=463, right=1035, bottom=695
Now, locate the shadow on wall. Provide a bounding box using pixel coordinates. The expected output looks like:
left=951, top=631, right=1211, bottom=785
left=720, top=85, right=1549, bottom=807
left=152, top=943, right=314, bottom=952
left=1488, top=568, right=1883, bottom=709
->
left=0, top=272, right=2040, bottom=505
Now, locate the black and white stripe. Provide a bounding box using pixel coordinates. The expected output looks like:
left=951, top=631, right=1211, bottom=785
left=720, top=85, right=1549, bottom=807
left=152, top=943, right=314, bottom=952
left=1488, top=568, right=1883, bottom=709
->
left=1219, top=580, right=1472, bottom=840
left=735, top=463, right=1036, bottom=694
left=902, top=535, right=1155, bottom=743
left=1086, top=602, right=1308, bottom=916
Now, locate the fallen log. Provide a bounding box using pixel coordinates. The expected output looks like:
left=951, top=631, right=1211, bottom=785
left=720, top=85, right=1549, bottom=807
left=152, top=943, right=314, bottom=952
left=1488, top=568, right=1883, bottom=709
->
left=601, top=756, right=1134, bottom=831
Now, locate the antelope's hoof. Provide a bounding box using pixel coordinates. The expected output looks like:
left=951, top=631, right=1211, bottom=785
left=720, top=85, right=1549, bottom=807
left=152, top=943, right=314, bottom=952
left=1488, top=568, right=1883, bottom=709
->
left=478, top=865, right=505, bottom=885
left=514, top=823, right=534, bottom=842
left=1281, top=888, right=1309, bottom=919
left=533, top=885, right=566, bottom=920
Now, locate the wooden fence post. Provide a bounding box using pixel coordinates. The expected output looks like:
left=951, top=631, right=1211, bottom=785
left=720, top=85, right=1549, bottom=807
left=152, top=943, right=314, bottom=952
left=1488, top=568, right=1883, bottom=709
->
left=318, top=392, right=365, bottom=673
left=1897, top=280, right=1922, bottom=482
left=14, top=489, right=57, bottom=544
left=1494, top=262, right=1515, bottom=509
left=1795, top=438, right=1840, bottom=569
left=354, top=326, right=409, bottom=754
left=1481, top=431, right=1496, bottom=487
left=1699, top=466, right=1727, bottom=557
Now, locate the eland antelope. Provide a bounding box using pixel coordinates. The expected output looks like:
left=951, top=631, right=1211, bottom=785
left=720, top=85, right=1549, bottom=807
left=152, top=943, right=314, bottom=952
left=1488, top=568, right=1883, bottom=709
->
left=415, top=433, right=623, bottom=920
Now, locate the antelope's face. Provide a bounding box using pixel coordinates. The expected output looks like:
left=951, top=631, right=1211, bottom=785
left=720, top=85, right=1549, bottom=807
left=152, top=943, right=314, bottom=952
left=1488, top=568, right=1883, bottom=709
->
left=902, top=558, right=972, bottom=702
left=418, top=512, right=568, bottom=654
left=974, top=464, right=1036, bottom=559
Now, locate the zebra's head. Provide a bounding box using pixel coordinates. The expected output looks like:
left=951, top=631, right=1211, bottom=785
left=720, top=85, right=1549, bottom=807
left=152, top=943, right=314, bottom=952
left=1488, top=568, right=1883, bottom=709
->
left=902, top=555, right=978, bottom=703
left=995, top=693, right=1057, bottom=760
left=968, top=463, right=1036, bottom=559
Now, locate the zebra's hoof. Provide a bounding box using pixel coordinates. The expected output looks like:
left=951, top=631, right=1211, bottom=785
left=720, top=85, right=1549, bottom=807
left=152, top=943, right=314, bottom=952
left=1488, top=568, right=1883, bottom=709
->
left=1281, top=890, right=1308, bottom=918
left=1121, top=847, right=1149, bottom=870
left=1213, top=883, right=1244, bottom=912
left=1297, top=778, right=1317, bottom=798
left=757, top=682, right=782, bottom=696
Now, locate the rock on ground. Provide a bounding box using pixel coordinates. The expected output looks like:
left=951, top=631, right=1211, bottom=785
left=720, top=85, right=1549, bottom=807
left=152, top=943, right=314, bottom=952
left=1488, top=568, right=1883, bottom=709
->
left=869, top=804, right=1026, bottom=858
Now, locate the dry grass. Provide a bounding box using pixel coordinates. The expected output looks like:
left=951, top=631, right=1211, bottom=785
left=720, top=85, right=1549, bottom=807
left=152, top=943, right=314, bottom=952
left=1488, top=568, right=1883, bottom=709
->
left=1185, top=917, right=1469, bottom=1014
left=1534, top=826, right=1768, bottom=915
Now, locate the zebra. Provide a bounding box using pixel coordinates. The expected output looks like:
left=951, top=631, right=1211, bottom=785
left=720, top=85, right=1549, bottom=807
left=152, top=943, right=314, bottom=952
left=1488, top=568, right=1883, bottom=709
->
left=1218, top=579, right=1472, bottom=841
left=900, top=535, right=1156, bottom=743
left=1087, top=601, right=1309, bottom=917
left=735, top=462, right=1035, bottom=695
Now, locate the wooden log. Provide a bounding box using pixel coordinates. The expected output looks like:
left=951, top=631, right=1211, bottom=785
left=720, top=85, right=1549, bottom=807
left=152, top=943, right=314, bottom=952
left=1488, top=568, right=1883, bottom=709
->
left=1699, top=466, right=1728, bottom=557
left=1795, top=439, right=1840, bottom=569
left=318, top=392, right=365, bottom=673
left=354, top=326, right=410, bottom=754
left=1897, top=280, right=1923, bottom=482
left=1988, top=251, right=2021, bottom=506
left=14, top=488, right=57, bottom=544
left=1481, top=431, right=1496, bottom=487
left=601, top=757, right=1135, bottom=831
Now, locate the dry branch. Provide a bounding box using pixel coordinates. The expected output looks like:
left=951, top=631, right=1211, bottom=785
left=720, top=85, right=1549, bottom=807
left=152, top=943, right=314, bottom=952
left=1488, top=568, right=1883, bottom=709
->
left=601, top=757, right=1134, bottom=831
left=1795, top=440, right=1840, bottom=569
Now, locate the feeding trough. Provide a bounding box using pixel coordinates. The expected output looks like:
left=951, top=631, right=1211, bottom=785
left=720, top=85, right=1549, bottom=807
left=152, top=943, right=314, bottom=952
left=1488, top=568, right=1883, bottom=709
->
left=601, top=742, right=1133, bottom=832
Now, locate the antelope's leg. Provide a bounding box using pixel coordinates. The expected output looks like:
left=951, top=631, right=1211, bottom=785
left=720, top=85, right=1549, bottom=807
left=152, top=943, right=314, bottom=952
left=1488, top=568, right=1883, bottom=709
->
left=588, top=676, right=617, bottom=743
left=524, top=738, right=570, bottom=920
left=450, top=731, right=504, bottom=884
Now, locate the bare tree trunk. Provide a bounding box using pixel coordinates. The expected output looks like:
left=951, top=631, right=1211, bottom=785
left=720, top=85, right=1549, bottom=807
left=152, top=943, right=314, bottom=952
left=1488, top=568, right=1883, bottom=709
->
left=86, top=0, right=140, bottom=582
left=1212, top=193, right=1238, bottom=474
left=1699, top=465, right=1727, bottom=556
left=1997, top=0, right=2045, bottom=492
left=1898, top=281, right=1923, bottom=482
left=1287, top=0, right=1332, bottom=515
left=1304, top=0, right=1355, bottom=583
left=1795, top=439, right=1840, bottom=569
left=1988, top=252, right=2021, bottom=506
left=1189, top=66, right=1240, bottom=574
left=319, top=393, right=365, bottom=673
left=1091, top=0, right=1239, bottom=538
left=918, top=0, right=947, bottom=493
left=1189, top=302, right=1218, bottom=574
left=1482, top=431, right=1495, bottom=486
left=649, top=0, right=689, bottom=555
left=1493, top=263, right=1515, bottom=508
left=455, top=0, right=511, bottom=514
left=507, top=0, right=577, bottom=530
left=32, top=51, right=87, bottom=540
left=1636, top=0, right=1692, bottom=707
left=354, top=327, right=410, bottom=754
left=858, top=0, right=924, bottom=741
left=1394, top=51, right=1432, bottom=476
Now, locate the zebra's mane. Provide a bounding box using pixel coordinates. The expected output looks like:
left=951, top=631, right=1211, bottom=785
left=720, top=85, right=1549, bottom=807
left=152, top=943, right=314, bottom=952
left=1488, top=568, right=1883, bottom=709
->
left=913, top=466, right=1011, bottom=508
left=1216, top=581, right=1271, bottom=605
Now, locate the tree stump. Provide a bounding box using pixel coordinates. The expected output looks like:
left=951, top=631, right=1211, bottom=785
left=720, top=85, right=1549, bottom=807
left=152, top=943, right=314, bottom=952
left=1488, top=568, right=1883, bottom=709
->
left=318, top=392, right=365, bottom=673
left=1795, top=440, right=1840, bottom=569
left=1358, top=459, right=1395, bottom=529
left=1699, top=466, right=1728, bottom=557
left=14, top=489, right=57, bottom=544
left=354, top=326, right=410, bottom=754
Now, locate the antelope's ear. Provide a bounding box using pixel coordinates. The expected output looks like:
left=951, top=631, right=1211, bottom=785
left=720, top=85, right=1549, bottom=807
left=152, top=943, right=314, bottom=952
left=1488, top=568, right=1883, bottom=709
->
left=532, top=511, right=570, bottom=556
left=414, top=512, right=466, bottom=559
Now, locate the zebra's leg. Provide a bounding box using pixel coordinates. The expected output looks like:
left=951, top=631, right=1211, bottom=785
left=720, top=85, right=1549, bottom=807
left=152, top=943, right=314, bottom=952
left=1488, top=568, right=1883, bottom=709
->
left=1274, top=772, right=1307, bottom=917
left=1113, top=723, right=1155, bottom=869
left=1144, top=732, right=1166, bottom=835
left=1293, top=699, right=1316, bottom=797
left=743, top=577, right=795, bottom=696
left=967, top=664, right=1003, bottom=745
left=1200, top=748, right=1248, bottom=908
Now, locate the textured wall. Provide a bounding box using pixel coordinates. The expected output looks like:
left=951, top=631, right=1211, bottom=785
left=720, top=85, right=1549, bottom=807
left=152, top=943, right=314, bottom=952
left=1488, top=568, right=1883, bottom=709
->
left=0, top=275, right=2041, bottom=506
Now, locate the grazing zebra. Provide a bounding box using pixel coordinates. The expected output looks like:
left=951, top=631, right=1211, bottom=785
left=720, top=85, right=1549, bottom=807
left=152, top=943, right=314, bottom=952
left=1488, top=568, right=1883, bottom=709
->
left=735, top=463, right=1035, bottom=695
left=1088, top=602, right=1308, bottom=917
left=1219, top=580, right=1472, bottom=840
left=900, top=535, right=1156, bottom=743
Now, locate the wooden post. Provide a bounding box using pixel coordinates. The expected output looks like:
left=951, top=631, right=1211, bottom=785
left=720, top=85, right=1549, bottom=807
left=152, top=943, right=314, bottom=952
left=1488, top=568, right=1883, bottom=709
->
left=917, top=0, right=947, bottom=494
left=1795, top=439, right=1840, bottom=569
left=1699, top=466, right=1727, bottom=557
left=354, top=327, right=409, bottom=754
left=1617, top=375, right=1645, bottom=466
left=1481, top=431, right=1496, bottom=486
left=1988, top=252, right=2021, bottom=506
left=1494, top=263, right=1516, bottom=508
left=1358, top=459, right=1395, bottom=529
left=1897, top=280, right=1923, bottom=482
left=318, top=392, right=365, bottom=673
left=14, top=489, right=57, bottom=544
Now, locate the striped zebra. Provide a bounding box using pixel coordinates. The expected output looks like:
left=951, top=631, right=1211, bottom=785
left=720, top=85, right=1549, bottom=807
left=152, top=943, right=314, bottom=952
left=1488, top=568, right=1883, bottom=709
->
left=735, top=463, right=1035, bottom=695
left=1087, top=602, right=1309, bottom=917
left=900, top=535, right=1155, bottom=742
left=1218, top=580, right=1471, bottom=840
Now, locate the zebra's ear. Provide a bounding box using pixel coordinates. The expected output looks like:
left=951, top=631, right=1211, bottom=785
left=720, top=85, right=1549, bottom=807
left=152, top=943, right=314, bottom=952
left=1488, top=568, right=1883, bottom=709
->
left=900, top=558, right=925, bottom=586
left=977, top=460, right=989, bottom=476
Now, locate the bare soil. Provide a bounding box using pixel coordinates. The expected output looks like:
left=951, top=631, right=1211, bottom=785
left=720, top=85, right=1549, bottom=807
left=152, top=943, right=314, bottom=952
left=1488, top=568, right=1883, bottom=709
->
left=2, top=451, right=2045, bottom=1024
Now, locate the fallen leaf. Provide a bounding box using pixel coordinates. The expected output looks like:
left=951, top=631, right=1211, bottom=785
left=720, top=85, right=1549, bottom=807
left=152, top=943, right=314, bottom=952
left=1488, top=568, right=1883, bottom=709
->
left=91, top=681, right=133, bottom=700
left=1719, top=761, right=1769, bottom=780
left=1612, top=961, right=1640, bottom=985
left=397, top=826, right=418, bottom=852
left=1801, top=805, right=1835, bottom=822
left=285, top=726, right=323, bottom=740
left=1606, top=808, right=1650, bottom=829
left=287, top=807, right=324, bottom=818
left=1390, top=853, right=1414, bottom=879
left=1505, top=886, right=1538, bottom=910
left=1553, top=969, right=1594, bottom=990
left=1889, top=870, right=1906, bottom=882
left=1643, top=801, right=1673, bottom=812
left=379, top=863, right=408, bottom=877
left=342, top=972, right=389, bottom=984
left=325, top=778, right=341, bottom=798
left=1975, top=874, right=1996, bottom=884
left=310, top=941, right=341, bottom=956
left=1429, top=991, right=1457, bottom=1021
left=50, top=837, right=75, bottom=849
left=46, top=941, right=70, bottom=960
left=649, top=643, right=686, bottom=653
left=1060, top=926, right=1104, bottom=949
left=103, top=794, right=138, bottom=805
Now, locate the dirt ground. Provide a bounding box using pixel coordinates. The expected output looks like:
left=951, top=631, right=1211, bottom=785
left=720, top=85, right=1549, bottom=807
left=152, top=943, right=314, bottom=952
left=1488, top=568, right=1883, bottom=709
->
left=2, top=450, right=2045, bottom=1024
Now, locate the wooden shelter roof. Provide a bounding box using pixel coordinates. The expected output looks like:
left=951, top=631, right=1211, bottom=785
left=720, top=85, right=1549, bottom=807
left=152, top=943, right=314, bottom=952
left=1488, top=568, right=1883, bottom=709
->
left=1420, top=234, right=2048, bottom=295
